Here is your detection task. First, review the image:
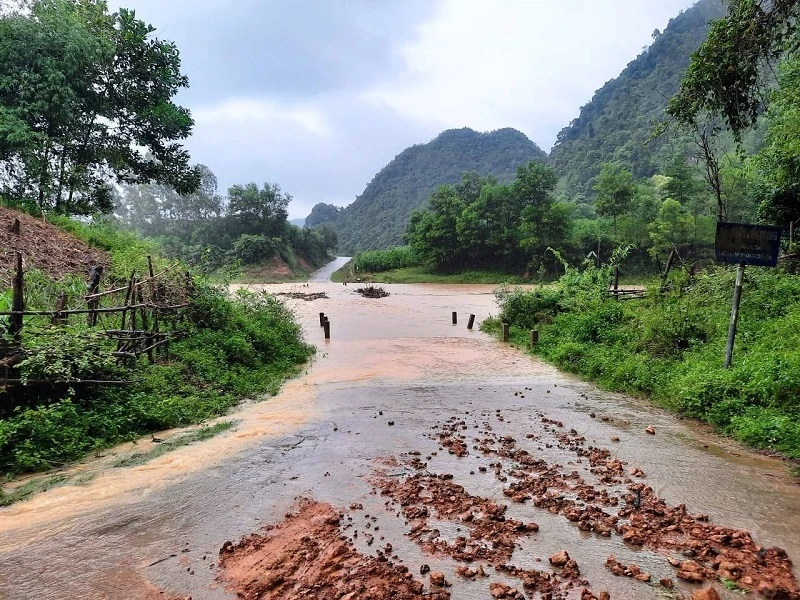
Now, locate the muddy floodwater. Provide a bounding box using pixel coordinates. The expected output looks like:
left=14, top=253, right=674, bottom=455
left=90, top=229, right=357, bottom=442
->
left=1, top=262, right=799, bottom=599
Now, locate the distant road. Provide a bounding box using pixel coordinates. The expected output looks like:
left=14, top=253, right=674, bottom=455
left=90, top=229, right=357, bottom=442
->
left=308, top=256, right=351, bottom=282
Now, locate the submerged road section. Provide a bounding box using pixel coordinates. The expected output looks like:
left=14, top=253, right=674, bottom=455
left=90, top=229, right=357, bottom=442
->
left=0, top=273, right=799, bottom=599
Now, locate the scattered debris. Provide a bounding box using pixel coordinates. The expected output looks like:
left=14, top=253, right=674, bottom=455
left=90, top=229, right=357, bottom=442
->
left=218, top=499, right=436, bottom=600
left=356, top=285, right=390, bottom=298
left=276, top=291, right=328, bottom=301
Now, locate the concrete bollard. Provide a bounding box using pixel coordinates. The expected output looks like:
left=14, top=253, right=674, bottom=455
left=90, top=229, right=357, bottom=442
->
left=319, top=312, right=325, bottom=326
left=502, top=323, right=510, bottom=342
left=467, top=314, right=476, bottom=330
left=530, top=330, right=539, bottom=346
left=452, top=311, right=457, bottom=325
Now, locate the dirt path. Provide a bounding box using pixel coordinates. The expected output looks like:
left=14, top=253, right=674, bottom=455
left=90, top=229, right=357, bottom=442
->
left=0, top=282, right=799, bottom=599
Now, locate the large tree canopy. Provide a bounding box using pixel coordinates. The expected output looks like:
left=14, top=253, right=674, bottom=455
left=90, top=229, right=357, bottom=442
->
left=0, top=0, right=199, bottom=214
left=667, top=0, right=800, bottom=138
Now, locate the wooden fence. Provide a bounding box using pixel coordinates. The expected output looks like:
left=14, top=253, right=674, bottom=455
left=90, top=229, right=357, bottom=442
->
left=0, top=251, right=192, bottom=388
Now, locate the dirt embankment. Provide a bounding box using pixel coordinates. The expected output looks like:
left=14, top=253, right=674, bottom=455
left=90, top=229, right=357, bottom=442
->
left=218, top=499, right=434, bottom=600
left=0, top=206, right=106, bottom=285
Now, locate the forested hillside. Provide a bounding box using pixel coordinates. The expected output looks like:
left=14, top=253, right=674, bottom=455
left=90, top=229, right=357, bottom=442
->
left=550, top=0, right=727, bottom=198
left=319, top=128, right=547, bottom=253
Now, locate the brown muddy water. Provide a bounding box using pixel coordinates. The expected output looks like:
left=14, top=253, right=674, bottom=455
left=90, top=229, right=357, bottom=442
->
left=0, top=266, right=799, bottom=599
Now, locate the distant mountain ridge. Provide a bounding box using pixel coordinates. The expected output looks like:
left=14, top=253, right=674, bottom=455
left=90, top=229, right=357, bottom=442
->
left=310, top=127, right=547, bottom=253
left=550, top=0, right=727, bottom=197
left=307, top=0, right=728, bottom=253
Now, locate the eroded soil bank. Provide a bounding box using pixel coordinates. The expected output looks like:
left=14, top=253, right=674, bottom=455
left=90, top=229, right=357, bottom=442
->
left=0, top=272, right=799, bottom=599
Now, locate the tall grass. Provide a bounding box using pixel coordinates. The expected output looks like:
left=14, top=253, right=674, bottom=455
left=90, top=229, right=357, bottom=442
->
left=353, top=247, right=419, bottom=273
left=485, top=260, right=800, bottom=459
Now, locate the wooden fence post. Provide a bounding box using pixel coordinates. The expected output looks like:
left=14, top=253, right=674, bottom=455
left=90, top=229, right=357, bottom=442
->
left=324, top=318, right=331, bottom=339
left=9, top=253, right=23, bottom=340
left=319, top=312, right=325, bottom=326
left=86, top=265, right=103, bottom=326
left=452, top=311, right=457, bottom=325
left=467, top=314, right=475, bottom=330
left=52, top=292, right=67, bottom=326
left=502, top=323, right=510, bottom=342
left=530, top=330, right=539, bottom=346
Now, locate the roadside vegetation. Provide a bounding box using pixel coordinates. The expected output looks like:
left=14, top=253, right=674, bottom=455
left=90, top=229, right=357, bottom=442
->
left=0, top=214, right=314, bottom=487
left=484, top=256, right=800, bottom=460
left=0, top=0, right=319, bottom=493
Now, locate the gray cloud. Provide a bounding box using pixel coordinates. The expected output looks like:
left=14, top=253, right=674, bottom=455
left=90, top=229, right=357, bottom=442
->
left=113, top=0, right=698, bottom=219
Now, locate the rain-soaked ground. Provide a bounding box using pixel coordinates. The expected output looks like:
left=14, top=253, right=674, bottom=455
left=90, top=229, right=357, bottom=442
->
left=1, top=261, right=799, bottom=599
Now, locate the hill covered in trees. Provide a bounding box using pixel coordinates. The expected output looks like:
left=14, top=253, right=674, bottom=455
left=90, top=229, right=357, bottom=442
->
left=550, top=0, right=727, bottom=198
left=316, top=0, right=730, bottom=253
left=312, top=128, right=547, bottom=253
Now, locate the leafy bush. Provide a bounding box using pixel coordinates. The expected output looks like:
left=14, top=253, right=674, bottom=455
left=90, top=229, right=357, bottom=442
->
left=0, top=276, right=314, bottom=475
left=487, top=258, right=800, bottom=459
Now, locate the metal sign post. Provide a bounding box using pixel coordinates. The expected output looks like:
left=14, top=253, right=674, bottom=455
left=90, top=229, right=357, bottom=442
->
left=715, top=222, right=781, bottom=369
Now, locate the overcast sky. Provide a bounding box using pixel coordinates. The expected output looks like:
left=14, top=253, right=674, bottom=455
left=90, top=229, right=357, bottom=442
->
left=112, top=0, right=697, bottom=219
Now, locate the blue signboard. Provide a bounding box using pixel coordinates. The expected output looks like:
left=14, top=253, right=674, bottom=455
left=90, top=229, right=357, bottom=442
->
left=715, top=222, right=781, bottom=267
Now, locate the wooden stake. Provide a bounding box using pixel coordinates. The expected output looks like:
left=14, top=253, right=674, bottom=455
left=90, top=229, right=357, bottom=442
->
left=502, top=323, right=510, bottom=342
left=530, top=330, right=539, bottom=346
left=86, top=265, right=103, bottom=326
left=452, top=311, right=457, bottom=325
left=467, top=314, right=475, bottom=330
left=9, top=253, right=23, bottom=340
left=319, top=312, right=325, bottom=326
left=52, top=292, right=67, bottom=326
left=324, top=319, right=331, bottom=339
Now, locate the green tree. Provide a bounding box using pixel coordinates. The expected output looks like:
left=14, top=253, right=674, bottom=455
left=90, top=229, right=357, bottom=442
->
left=667, top=0, right=800, bottom=138
left=648, top=199, right=695, bottom=258
left=593, top=163, right=635, bottom=236
left=0, top=0, right=198, bottom=214
left=227, top=182, right=290, bottom=238
left=751, top=56, right=800, bottom=227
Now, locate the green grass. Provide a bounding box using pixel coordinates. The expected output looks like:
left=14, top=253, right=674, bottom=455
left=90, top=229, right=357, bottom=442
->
left=112, top=421, right=235, bottom=468
left=0, top=473, right=68, bottom=506
left=333, top=262, right=530, bottom=284
left=484, top=264, right=800, bottom=462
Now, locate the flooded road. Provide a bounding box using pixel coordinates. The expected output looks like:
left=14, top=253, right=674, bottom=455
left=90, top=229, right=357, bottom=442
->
left=308, top=256, right=351, bottom=282
left=1, top=274, right=799, bottom=599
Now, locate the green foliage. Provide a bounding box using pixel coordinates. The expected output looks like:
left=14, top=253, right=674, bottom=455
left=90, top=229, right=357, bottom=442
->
left=489, top=262, right=800, bottom=459
left=551, top=0, right=728, bottom=196
left=406, top=164, right=568, bottom=274
left=667, top=0, right=799, bottom=138
left=353, top=247, right=419, bottom=273
left=16, top=327, right=123, bottom=384
left=0, top=244, right=314, bottom=475
left=112, top=169, right=336, bottom=278
left=331, top=127, right=548, bottom=253
left=111, top=421, right=234, bottom=468
left=593, top=163, right=635, bottom=234
left=231, top=234, right=277, bottom=264
left=0, top=0, right=198, bottom=214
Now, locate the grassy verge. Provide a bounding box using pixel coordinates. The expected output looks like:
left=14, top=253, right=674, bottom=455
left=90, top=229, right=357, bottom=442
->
left=483, top=263, right=800, bottom=460
left=112, top=420, right=235, bottom=468
left=333, top=262, right=530, bottom=284
left=0, top=218, right=315, bottom=479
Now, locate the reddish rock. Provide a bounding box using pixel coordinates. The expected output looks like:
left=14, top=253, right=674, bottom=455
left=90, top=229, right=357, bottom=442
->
left=691, top=589, right=721, bottom=600
left=430, top=572, right=446, bottom=587
left=646, top=426, right=656, bottom=435
left=599, top=593, right=611, bottom=600
left=549, top=550, right=570, bottom=567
